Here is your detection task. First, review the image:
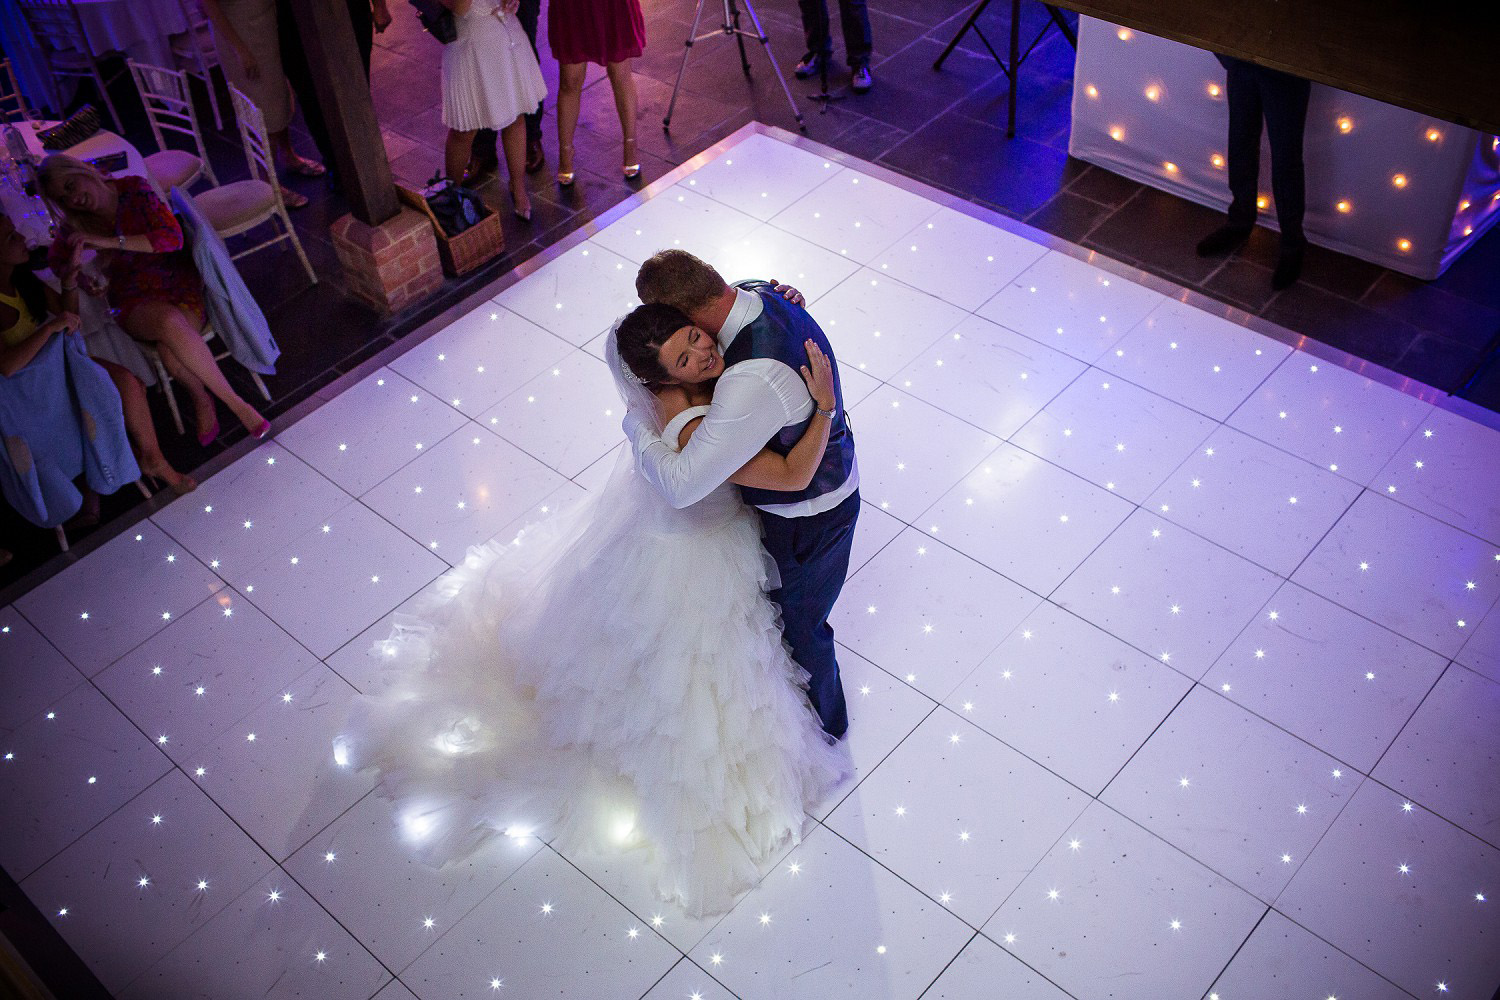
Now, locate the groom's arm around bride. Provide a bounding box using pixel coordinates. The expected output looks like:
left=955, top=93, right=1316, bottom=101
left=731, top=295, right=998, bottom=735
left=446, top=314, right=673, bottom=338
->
left=624, top=250, right=860, bottom=740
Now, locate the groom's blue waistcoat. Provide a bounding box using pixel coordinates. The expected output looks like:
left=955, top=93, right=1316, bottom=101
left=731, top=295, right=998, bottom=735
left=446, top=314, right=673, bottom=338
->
left=724, top=281, right=856, bottom=508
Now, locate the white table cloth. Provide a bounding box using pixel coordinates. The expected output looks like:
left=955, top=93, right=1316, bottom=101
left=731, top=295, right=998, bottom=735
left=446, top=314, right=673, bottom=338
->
left=0, top=0, right=189, bottom=115
left=1068, top=16, right=1500, bottom=279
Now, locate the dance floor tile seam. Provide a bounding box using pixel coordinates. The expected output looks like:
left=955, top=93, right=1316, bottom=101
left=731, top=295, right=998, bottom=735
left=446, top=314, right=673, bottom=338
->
left=5, top=126, right=1499, bottom=1000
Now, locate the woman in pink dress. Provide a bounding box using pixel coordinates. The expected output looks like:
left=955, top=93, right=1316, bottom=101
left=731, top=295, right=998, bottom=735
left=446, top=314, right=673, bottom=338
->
left=549, top=0, right=646, bottom=185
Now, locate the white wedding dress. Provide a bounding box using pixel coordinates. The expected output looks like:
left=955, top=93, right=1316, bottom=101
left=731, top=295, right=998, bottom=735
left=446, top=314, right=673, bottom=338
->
left=339, top=403, right=850, bottom=917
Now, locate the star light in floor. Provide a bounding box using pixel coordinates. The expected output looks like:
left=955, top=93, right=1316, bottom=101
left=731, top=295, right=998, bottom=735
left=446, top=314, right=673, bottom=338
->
left=628, top=925, right=641, bottom=938
left=1179, top=777, right=1190, bottom=788
left=1169, top=918, right=1182, bottom=931
left=1108, top=691, right=1120, bottom=703
left=758, top=913, right=772, bottom=927
left=314, top=951, right=326, bottom=963
left=324, top=851, right=336, bottom=863
left=1399, top=864, right=1411, bottom=875
left=423, top=916, right=436, bottom=929
left=1003, top=932, right=1016, bottom=944
left=196, top=880, right=208, bottom=891
left=710, top=953, right=724, bottom=966
left=1282, top=853, right=1293, bottom=864
left=651, top=914, right=664, bottom=927
left=490, top=978, right=503, bottom=991
left=1046, top=888, right=1060, bottom=901
left=539, top=902, right=553, bottom=915
left=895, top=805, right=906, bottom=817
left=267, top=889, right=282, bottom=903
left=137, top=876, right=150, bottom=888
left=938, top=891, right=952, bottom=905
left=1069, top=838, right=1082, bottom=851
left=787, top=861, right=802, bottom=875
left=959, top=830, right=971, bottom=842
left=1402, top=801, right=1414, bottom=813
left=151, top=813, right=162, bottom=825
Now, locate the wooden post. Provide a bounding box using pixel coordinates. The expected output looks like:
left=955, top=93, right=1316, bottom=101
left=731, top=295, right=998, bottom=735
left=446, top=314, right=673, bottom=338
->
left=284, top=0, right=399, bottom=225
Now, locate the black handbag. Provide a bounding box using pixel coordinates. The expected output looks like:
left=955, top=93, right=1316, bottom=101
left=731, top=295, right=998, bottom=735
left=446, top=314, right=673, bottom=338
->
left=408, top=0, right=456, bottom=44
left=423, top=176, right=488, bottom=237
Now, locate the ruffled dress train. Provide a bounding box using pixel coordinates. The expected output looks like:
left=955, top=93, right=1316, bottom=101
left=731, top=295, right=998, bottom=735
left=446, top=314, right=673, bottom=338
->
left=338, top=407, right=849, bottom=916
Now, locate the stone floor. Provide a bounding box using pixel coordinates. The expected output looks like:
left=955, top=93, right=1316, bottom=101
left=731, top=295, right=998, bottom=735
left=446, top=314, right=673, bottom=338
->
left=2, top=0, right=1497, bottom=595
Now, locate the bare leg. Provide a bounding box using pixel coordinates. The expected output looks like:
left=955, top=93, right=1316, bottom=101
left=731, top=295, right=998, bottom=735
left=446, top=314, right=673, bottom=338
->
left=269, top=128, right=314, bottom=206
left=123, top=302, right=266, bottom=433
left=605, top=60, right=640, bottom=172
left=500, top=116, right=529, bottom=217
left=556, top=62, right=587, bottom=178
left=158, top=340, right=216, bottom=437
left=96, top=358, right=196, bottom=494
left=445, top=127, right=477, bottom=182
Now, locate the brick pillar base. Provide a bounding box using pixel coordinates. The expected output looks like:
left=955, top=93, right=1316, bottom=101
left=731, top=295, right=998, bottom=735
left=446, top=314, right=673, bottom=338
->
left=330, top=208, right=443, bottom=314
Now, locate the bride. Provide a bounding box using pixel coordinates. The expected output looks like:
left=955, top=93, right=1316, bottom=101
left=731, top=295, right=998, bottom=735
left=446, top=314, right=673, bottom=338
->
left=338, top=303, right=850, bottom=917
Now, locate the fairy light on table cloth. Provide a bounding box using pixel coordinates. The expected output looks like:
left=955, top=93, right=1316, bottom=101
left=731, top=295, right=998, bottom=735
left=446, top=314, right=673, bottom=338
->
left=1069, top=16, right=1500, bottom=278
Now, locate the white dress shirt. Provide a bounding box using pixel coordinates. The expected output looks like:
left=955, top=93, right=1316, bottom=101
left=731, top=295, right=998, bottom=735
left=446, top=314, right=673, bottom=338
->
left=629, top=287, right=858, bottom=515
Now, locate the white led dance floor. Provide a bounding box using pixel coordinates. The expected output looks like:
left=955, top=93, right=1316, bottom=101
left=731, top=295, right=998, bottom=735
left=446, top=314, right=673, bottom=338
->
left=4, top=125, right=1500, bottom=1000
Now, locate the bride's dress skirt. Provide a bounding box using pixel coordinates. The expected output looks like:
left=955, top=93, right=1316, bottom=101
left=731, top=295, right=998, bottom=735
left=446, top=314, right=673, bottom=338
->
left=338, top=456, right=849, bottom=917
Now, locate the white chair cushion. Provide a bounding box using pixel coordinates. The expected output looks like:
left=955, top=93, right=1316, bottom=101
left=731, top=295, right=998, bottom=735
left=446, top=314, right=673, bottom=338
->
left=194, top=179, right=275, bottom=233
left=145, top=149, right=202, bottom=190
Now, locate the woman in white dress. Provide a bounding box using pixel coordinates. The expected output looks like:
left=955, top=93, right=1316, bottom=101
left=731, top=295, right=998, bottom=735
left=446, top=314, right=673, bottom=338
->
left=440, top=0, right=548, bottom=218
left=340, top=304, right=849, bottom=917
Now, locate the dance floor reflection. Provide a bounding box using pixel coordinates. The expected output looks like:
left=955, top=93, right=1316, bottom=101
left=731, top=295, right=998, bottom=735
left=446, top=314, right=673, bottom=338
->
left=3, top=125, right=1499, bottom=1000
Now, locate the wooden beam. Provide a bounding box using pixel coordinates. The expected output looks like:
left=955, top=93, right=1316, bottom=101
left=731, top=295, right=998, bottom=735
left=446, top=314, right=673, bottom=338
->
left=1050, top=1, right=1500, bottom=134
left=285, top=0, right=399, bottom=225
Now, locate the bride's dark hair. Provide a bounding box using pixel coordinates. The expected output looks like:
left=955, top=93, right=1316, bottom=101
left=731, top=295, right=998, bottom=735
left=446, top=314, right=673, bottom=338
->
left=615, top=302, right=693, bottom=389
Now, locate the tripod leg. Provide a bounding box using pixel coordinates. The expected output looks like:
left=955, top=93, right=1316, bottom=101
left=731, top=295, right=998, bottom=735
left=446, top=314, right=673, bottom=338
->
left=665, top=0, right=710, bottom=132
left=728, top=0, right=752, bottom=75
left=1006, top=0, right=1019, bottom=138
left=739, top=0, right=806, bottom=129
left=935, top=0, right=994, bottom=71
left=1046, top=4, right=1078, bottom=48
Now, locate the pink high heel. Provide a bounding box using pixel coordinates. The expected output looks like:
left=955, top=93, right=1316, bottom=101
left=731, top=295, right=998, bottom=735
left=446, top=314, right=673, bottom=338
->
left=251, top=419, right=271, bottom=440
left=196, top=418, right=220, bottom=447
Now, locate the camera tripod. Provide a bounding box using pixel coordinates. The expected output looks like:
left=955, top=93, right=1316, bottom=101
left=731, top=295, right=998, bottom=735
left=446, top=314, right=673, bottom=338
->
left=664, top=0, right=806, bottom=134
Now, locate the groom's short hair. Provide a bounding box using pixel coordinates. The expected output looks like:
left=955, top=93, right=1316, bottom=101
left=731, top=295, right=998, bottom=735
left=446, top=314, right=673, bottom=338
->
left=636, top=250, right=727, bottom=315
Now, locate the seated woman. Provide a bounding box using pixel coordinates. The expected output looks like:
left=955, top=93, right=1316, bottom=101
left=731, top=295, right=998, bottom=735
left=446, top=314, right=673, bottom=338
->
left=39, top=155, right=269, bottom=445
left=2, top=210, right=197, bottom=496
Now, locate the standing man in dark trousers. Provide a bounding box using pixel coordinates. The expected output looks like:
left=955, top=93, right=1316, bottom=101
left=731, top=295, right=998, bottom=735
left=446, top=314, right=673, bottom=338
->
left=465, top=0, right=546, bottom=184
left=275, top=0, right=389, bottom=199
left=1195, top=55, right=1312, bottom=290
left=794, top=0, right=875, bottom=94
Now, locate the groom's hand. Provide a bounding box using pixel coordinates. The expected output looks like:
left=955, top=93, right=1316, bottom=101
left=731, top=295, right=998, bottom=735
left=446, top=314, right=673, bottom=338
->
left=768, top=279, right=806, bottom=308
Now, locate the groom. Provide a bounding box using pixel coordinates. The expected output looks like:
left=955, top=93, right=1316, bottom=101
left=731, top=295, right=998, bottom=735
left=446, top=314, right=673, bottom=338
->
left=625, top=250, right=859, bottom=740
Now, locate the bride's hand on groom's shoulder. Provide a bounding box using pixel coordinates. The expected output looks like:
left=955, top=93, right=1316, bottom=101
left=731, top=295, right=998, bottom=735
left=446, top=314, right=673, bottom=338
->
left=768, top=279, right=805, bottom=308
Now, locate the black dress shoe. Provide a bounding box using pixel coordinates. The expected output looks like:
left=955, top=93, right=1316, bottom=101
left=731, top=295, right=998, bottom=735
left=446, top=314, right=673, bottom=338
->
left=794, top=52, right=827, bottom=79
left=1195, top=224, right=1252, bottom=257
left=1272, top=243, right=1305, bottom=290
left=461, top=154, right=498, bottom=187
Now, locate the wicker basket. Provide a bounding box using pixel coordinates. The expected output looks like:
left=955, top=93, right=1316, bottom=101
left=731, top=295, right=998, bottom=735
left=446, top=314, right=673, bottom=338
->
left=397, top=185, right=504, bottom=278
